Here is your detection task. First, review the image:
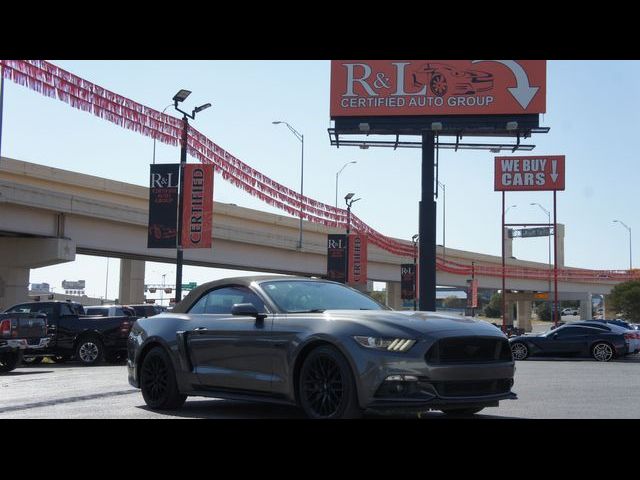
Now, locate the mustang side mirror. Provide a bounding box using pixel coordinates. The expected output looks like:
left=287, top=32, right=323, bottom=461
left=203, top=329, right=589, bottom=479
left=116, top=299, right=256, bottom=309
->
left=231, top=303, right=267, bottom=320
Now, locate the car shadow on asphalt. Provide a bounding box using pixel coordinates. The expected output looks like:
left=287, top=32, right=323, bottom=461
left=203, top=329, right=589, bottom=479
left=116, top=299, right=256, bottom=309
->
left=136, top=400, right=524, bottom=420
left=19, top=362, right=127, bottom=369
left=0, top=370, right=54, bottom=376
left=137, top=399, right=306, bottom=419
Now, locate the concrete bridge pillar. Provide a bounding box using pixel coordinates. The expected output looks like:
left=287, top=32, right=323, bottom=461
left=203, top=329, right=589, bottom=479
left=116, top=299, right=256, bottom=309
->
left=516, top=300, right=533, bottom=332
left=386, top=281, right=403, bottom=310
left=579, top=292, right=592, bottom=320
left=0, top=237, right=76, bottom=310
left=0, top=266, right=30, bottom=311
left=504, top=300, right=515, bottom=326
left=118, top=259, right=146, bottom=305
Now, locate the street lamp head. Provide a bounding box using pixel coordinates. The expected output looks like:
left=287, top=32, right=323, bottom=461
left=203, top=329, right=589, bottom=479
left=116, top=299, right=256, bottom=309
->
left=194, top=103, right=212, bottom=114
left=344, top=192, right=355, bottom=201
left=272, top=121, right=282, bottom=125
left=173, top=89, right=192, bottom=103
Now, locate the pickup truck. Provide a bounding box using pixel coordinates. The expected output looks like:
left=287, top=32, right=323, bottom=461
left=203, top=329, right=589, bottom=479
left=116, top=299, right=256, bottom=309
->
left=0, top=312, right=49, bottom=372
left=4, top=301, right=134, bottom=366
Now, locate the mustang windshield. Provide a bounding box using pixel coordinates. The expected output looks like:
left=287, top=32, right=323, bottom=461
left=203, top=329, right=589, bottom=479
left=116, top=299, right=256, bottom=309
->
left=260, top=280, right=386, bottom=313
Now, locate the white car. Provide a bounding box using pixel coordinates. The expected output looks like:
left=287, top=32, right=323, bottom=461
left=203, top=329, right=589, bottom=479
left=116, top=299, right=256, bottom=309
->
left=561, top=308, right=579, bottom=316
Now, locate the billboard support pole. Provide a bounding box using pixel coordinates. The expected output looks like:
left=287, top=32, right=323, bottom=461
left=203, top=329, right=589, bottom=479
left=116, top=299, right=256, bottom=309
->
left=502, top=191, right=507, bottom=333
left=553, top=189, right=559, bottom=328
left=419, top=131, right=436, bottom=311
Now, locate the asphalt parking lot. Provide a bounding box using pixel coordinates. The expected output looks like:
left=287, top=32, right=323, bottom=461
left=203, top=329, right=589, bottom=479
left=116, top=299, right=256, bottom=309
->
left=2, top=354, right=640, bottom=419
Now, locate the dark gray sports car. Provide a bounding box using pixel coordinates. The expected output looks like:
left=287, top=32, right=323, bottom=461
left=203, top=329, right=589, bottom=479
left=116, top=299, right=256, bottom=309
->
left=128, top=276, right=516, bottom=418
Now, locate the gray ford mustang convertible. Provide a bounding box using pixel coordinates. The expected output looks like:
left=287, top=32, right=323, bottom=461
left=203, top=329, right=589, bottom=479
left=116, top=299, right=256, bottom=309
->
left=128, top=275, right=516, bottom=418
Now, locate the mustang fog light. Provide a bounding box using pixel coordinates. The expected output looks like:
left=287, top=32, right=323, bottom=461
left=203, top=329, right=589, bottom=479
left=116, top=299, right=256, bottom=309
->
left=354, top=336, right=416, bottom=352
left=386, top=375, right=419, bottom=382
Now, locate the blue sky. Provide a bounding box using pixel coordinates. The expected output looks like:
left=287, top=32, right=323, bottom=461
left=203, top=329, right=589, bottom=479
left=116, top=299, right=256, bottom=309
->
left=1, top=60, right=637, bottom=301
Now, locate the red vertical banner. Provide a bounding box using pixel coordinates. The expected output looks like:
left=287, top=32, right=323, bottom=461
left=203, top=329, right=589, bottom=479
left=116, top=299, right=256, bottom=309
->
left=347, top=234, right=368, bottom=285
left=467, top=279, right=479, bottom=308
left=181, top=164, right=214, bottom=249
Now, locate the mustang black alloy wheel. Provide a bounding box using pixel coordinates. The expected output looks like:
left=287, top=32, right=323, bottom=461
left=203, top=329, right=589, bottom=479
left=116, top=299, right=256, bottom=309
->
left=140, top=347, right=186, bottom=410
left=299, top=345, right=361, bottom=419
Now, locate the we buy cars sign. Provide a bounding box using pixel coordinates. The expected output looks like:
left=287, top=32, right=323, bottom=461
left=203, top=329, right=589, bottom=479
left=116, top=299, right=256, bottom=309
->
left=494, top=155, right=565, bottom=191
left=330, top=60, right=546, bottom=117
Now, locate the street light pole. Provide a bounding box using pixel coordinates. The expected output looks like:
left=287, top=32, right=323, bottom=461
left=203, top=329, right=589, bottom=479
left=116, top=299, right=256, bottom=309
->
left=172, top=89, right=211, bottom=304
left=613, top=220, right=633, bottom=270
left=531, top=203, right=552, bottom=302
left=273, top=121, right=304, bottom=249
left=344, top=193, right=361, bottom=285
left=335, top=161, right=356, bottom=208
left=104, top=257, right=110, bottom=302
left=412, top=234, right=419, bottom=311
left=344, top=193, right=361, bottom=235
left=437, top=181, right=446, bottom=260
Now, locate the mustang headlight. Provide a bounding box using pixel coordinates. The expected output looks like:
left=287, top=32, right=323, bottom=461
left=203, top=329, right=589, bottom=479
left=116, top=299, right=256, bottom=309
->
left=353, top=336, right=416, bottom=352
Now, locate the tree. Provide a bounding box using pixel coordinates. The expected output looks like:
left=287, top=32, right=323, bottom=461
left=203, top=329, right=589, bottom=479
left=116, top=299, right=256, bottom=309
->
left=484, top=292, right=502, bottom=318
left=368, top=290, right=387, bottom=306
left=443, top=295, right=466, bottom=309
left=535, top=301, right=552, bottom=321
left=608, top=280, right=640, bottom=321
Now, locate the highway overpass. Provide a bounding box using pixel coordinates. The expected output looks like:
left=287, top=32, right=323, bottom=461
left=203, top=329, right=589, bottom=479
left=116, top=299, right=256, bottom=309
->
left=0, top=157, right=629, bottom=328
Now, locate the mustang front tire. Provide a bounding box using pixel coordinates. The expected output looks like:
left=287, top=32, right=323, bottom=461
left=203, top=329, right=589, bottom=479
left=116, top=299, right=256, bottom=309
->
left=140, top=346, right=187, bottom=410
left=299, top=345, right=362, bottom=419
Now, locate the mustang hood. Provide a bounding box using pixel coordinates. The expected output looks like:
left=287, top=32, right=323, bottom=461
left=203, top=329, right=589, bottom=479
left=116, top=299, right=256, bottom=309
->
left=323, top=310, right=505, bottom=339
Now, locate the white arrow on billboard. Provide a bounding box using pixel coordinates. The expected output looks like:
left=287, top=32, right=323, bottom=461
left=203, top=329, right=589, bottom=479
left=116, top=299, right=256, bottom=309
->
left=472, top=60, right=540, bottom=109
left=550, top=159, right=558, bottom=183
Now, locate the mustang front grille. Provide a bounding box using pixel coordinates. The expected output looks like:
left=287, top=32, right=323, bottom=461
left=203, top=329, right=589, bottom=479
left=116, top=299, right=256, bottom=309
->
left=425, top=337, right=512, bottom=365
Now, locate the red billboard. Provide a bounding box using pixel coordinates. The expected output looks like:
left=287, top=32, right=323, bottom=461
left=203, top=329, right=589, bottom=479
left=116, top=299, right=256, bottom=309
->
left=181, top=164, right=214, bottom=249
left=347, top=234, right=368, bottom=286
left=330, top=60, right=546, bottom=117
left=494, top=155, right=565, bottom=191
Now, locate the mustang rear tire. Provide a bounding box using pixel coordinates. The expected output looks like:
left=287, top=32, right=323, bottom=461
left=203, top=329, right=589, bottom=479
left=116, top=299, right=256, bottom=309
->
left=299, top=345, right=362, bottom=419
left=140, top=347, right=186, bottom=410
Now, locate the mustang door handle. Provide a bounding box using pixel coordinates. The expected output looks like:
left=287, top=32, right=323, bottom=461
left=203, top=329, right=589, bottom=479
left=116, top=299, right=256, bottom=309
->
left=193, top=327, right=209, bottom=333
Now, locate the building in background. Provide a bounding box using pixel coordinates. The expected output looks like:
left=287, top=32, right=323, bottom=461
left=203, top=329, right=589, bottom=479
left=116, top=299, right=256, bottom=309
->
left=62, top=280, right=86, bottom=296
left=30, top=283, right=50, bottom=293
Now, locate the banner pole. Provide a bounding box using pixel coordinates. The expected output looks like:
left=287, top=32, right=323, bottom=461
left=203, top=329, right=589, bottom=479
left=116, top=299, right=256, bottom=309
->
left=553, top=190, right=559, bottom=328
left=502, top=191, right=507, bottom=333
